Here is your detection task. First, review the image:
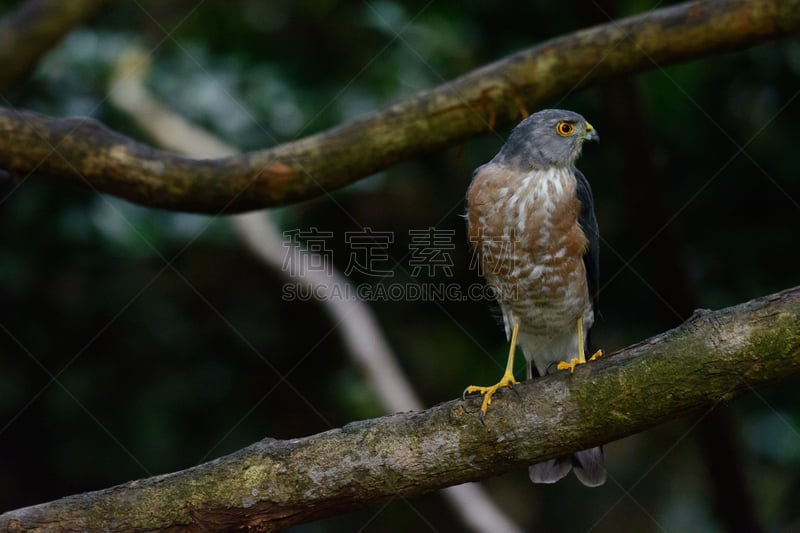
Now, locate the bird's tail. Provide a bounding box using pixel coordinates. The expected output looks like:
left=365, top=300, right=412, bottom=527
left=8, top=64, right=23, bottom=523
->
left=528, top=446, right=606, bottom=487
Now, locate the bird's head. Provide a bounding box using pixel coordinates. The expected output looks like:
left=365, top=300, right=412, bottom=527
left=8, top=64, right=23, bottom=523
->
left=498, top=109, right=598, bottom=170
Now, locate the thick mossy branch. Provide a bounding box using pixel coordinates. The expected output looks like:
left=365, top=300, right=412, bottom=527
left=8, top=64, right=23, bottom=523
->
left=0, top=0, right=114, bottom=90
left=1, top=0, right=798, bottom=213
left=2, top=287, right=799, bottom=532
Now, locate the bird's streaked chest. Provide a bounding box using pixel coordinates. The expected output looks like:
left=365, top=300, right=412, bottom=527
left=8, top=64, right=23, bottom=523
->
left=467, top=164, right=589, bottom=316
left=469, top=165, right=586, bottom=263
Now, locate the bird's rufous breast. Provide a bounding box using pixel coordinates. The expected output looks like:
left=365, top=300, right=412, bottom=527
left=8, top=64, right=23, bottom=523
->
left=467, top=163, right=590, bottom=330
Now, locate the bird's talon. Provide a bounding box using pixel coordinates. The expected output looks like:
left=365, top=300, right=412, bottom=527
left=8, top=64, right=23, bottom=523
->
left=557, top=358, right=580, bottom=374
left=463, top=375, right=518, bottom=419
left=557, top=348, right=603, bottom=374
left=463, top=324, right=520, bottom=420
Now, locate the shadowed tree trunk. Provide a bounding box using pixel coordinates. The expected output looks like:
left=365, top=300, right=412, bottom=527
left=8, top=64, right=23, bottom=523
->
left=572, top=2, right=770, bottom=525
left=603, top=78, right=763, bottom=533
left=0, top=0, right=115, bottom=91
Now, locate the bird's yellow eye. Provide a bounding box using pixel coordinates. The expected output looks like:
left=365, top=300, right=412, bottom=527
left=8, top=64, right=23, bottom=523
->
left=556, top=121, right=574, bottom=136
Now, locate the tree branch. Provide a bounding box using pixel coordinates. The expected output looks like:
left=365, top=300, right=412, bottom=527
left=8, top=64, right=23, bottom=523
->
left=2, top=287, right=799, bottom=532
left=1, top=0, right=798, bottom=213
left=107, top=52, right=522, bottom=532
left=0, top=0, right=114, bottom=91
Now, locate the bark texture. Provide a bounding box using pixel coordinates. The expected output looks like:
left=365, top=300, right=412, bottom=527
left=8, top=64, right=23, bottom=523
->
left=2, top=287, right=799, bottom=532
left=1, top=0, right=798, bottom=213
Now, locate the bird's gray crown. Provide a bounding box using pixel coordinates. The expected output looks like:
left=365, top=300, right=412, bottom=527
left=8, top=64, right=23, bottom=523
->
left=494, top=109, right=598, bottom=170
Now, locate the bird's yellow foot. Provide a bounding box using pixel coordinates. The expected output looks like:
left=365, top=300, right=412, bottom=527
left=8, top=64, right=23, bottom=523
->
left=464, top=323, right=521, bottom=420
left=463, top=373, right=520, bottom=419
left=557, top=349, right=603, bottom=374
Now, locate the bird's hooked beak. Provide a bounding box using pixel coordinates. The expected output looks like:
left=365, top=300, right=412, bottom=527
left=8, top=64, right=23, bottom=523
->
left=583, top=122, right=599, bottom=143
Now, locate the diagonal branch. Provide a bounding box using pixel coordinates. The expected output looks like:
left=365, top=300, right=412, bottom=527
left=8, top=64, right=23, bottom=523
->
left=1, top=0, right=798, bottom=213
left=0, top=0, right=115, bottom=91
left=2, top=287, right=799, bottom=532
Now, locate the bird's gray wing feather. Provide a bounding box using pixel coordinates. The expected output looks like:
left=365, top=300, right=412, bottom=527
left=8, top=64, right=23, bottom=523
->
left=575, top=168, right=599, bottom=310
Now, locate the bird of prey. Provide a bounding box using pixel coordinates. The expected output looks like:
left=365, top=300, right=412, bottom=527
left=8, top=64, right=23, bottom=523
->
left=463, top=109, right=605, bottom=487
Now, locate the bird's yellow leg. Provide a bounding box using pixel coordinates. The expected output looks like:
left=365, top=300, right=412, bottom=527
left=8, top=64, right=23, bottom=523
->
left=557, top=317, right=603, bottom=374
left=463, top=322, right=521, bottom=419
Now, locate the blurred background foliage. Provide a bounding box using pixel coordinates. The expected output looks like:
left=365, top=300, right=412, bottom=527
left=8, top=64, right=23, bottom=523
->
left=1, top=0, right=799, bottom=531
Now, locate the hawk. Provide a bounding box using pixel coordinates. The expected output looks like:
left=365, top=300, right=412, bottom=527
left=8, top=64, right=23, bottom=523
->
left=464, top=109, right=605, bottom=487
